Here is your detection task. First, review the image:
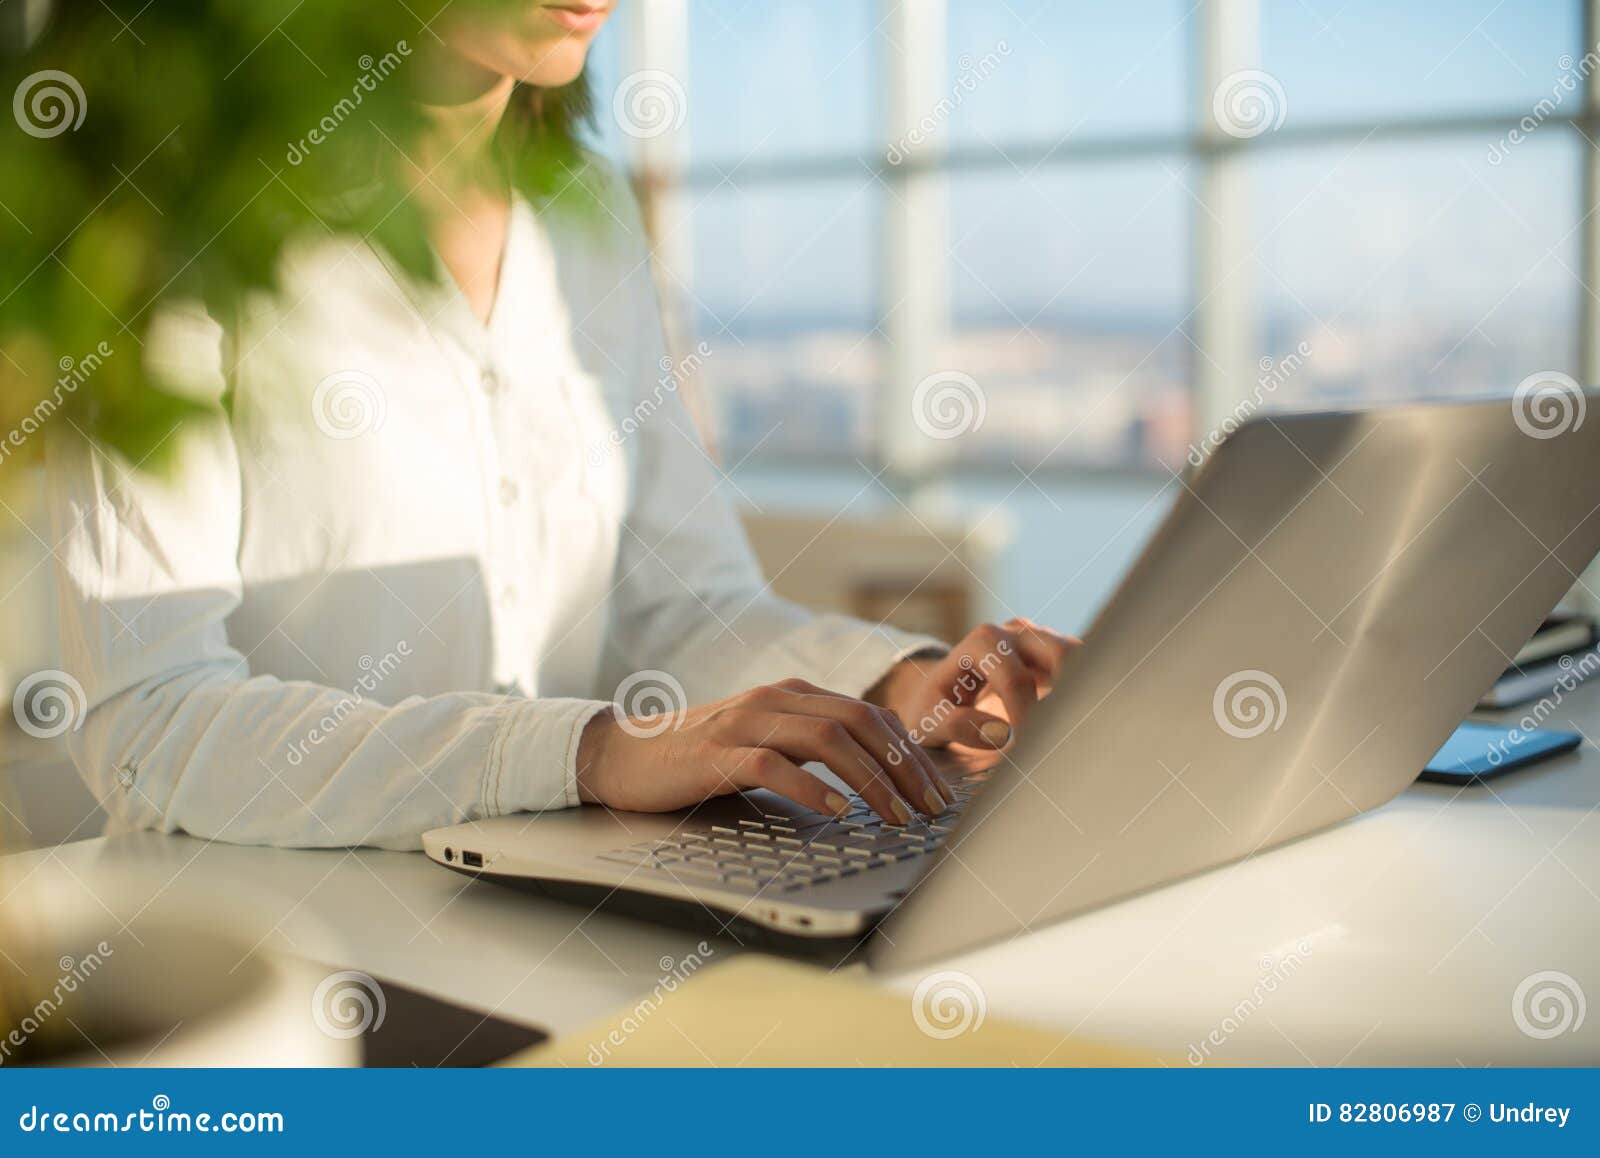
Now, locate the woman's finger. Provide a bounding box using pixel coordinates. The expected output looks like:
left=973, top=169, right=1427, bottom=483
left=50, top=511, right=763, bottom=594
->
left=1002, top=618, right=1080, bottom=694
left=876, top=703, right=959, bottom=804
left=932, top=626, right=1038, bottom=734
left=984, top=642, right=1040, bottom=730
left=736, top=711, right=921, bottom=824
left=759, top=682, right=951, bottom=819
left=914, top=705, right=1014, bottom=750
left=724, top=746, right=852, bottom=817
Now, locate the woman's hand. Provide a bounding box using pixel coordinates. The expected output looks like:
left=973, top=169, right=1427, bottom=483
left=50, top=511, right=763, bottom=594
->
left=867, top=617, right=1081, bottom=771
left=575, top=678, right=958, bottom=825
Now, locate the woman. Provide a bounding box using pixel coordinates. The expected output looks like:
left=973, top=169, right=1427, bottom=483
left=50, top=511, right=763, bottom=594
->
left=47, top=1, right=1076, bottom=850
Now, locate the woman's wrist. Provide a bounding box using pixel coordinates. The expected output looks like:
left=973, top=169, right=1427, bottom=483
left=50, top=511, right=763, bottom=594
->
left=575, top=711, right=618, bottom=805
left=865, top=654, right=938, bottom=713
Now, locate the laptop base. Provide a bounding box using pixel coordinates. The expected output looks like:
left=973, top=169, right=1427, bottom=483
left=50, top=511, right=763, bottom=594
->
left=442, top=864, right=877, bottom=963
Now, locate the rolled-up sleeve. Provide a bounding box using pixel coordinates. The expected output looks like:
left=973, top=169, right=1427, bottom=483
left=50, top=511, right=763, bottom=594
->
left=47, top=415, right=608, bottom=850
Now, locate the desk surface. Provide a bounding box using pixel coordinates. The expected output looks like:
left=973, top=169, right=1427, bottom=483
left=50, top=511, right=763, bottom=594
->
left=7, top=688, right=1599, bottom=1066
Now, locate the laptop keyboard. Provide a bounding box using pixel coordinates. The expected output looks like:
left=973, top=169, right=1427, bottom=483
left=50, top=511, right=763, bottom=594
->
left=594, top=775, right=986, bottom=894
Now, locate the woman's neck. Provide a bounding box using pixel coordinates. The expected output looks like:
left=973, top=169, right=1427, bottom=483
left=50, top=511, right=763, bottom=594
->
left=409, top=68, right=516, bottom=214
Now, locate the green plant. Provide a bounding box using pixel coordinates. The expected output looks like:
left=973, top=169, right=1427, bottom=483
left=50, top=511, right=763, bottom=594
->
left=0, top=0, right=605, bottom=1054
left=0, top=0, right=590, bottom=471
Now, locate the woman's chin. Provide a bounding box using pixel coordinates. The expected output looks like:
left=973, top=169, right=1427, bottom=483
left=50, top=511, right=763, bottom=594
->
left=511, top=38, right=592, bottom=86
left=447, top=28, right=594, bottom=89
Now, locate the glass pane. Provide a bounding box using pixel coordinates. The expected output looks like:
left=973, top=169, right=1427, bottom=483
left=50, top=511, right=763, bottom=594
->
left=945, top=0, right=1192, bottom=147
left=944, top=159, right=1193, bottom=468
left=686, top=0, right=879, bottom=166
left=1250, top=132, right=1581, bottom=412
left=580, top=18, right=627, bottom=166
left=686, top=176, right=882, bottom=459
left=1261, top=0, right=1582, bottom=124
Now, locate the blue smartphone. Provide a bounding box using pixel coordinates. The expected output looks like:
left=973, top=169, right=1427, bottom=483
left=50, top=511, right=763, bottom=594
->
left=1419, top=721, right=1581, bottom=783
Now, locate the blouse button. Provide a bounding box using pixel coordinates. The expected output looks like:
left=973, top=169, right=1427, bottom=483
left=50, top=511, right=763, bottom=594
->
left=480, top=366, right=501, bottom=394
left=497, top=477, right=519, bottom=505
left=499, top=584, right=518, bottom=606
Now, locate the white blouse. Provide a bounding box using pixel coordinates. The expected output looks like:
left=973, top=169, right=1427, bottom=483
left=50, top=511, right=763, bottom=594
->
left=46, top=180, right=937, bottom=850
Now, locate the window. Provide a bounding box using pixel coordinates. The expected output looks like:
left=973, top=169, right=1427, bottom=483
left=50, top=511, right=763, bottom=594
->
left=686, top=177, right=883, bottom=459
left=1252, top=135, right=1582, bottom=412
left=945, top=160, right=1191, bottom=467
left=1259, top=0, right=1581, bottom=124
left=685, top=0, right=880, bottom=167
left=944, top=0, right=1189, bottom=145
left=590, top=1, right=1596, bottom=474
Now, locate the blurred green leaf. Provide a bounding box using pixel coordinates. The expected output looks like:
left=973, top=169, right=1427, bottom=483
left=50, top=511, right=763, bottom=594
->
left=0, top=0, right=594, bottom=471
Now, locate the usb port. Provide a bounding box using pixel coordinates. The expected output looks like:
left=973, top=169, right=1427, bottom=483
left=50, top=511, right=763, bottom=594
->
left=461, top=850, right=484, bottom=868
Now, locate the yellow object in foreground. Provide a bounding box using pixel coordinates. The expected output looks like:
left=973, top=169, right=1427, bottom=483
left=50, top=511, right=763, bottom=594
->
left=511, top=955, right=1155, bottom=1068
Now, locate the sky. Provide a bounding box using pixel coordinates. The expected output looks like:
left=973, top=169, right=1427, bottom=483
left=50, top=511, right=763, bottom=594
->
left=580, top=1, right=1590, bottom=330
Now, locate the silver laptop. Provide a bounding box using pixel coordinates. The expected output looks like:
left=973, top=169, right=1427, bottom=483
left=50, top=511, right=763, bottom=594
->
left=424, top=393, right=1600, bottom=970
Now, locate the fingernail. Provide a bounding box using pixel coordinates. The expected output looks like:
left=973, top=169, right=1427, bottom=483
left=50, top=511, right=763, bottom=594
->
left=980, top=720, right=1013, bottom=748
left=887, top=796, right=912, bottom=826
left=824, top=791, right=850, bottom=817
left=923, top=786, right=946, bottom=817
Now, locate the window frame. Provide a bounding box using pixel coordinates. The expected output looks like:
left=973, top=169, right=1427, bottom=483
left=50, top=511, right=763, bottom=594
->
left=609, top=0, right=1600, bottom=483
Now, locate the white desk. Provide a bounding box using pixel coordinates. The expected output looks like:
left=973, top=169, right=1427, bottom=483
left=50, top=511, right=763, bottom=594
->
left=7, top=687, right=1598, bottom=1066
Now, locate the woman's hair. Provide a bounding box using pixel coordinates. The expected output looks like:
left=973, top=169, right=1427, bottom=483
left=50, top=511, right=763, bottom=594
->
left=497, top=73, right=596, bottom=200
